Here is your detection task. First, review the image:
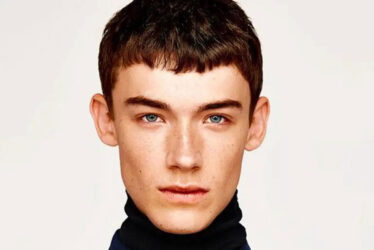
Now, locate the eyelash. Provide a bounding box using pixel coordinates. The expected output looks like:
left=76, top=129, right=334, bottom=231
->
left=138, top=113, right=230, bottom=125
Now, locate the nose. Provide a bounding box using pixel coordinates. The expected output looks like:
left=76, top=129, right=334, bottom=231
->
left=166, top=120, right=202, bottom=171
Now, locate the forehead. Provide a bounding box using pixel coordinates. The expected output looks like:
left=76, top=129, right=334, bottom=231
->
left=113, top=63, right=250, bottom=112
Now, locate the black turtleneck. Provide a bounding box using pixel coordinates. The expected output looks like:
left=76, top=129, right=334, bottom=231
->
left=111, top=189, right=250, bottom=250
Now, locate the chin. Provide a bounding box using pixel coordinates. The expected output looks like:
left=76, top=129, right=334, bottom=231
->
left=149, top=207, right=213, bottom=234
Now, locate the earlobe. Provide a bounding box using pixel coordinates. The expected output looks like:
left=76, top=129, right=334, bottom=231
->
left=245, top=96, right=270, bottom=151
left=89, top=93, right=118, bottom=146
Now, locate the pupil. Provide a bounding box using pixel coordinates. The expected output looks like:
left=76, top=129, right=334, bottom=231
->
left=146, top=114, right=157, bottom=122
left=211, top=115, right=222, bottom=123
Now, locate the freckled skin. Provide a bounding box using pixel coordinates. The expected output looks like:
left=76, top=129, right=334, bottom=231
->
left=90, top=63, right=270, bottom=234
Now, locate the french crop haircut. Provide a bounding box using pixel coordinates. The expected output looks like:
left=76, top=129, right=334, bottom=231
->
left=99, top=0, right=263, bottom=122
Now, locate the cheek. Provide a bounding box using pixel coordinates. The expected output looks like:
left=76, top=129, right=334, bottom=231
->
left=203, top=130, right=246, bottom=186
left=117, top=123, right=165, bottom=189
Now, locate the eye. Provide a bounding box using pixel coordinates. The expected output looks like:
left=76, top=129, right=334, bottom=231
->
left=141, top=114, right=162, bottom=123
left=139, top=114, right=229, bottom=124
left=206, top=115, right=229, bottom=124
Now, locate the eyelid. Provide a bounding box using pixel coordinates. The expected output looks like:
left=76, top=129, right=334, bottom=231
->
left=139, top=113, right=164, bottom=123
left=204, top=114, right=231, bottom=124
left=137, top=113, right=231, bottom=124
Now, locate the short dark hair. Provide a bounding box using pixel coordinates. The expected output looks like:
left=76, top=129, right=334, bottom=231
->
left=99, top=0, right=263, bottom=122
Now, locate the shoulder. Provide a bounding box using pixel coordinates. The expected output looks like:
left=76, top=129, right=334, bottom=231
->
left=109, top=229, right=130, bottom=250
left=240, top=240, right=251, bottom=250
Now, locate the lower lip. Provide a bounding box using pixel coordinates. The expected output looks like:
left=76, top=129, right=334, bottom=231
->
left=159, top=189, right=208, bottom=204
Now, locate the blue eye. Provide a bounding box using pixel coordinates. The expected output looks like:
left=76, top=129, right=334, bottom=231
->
left=140, top=114, right=228, bottom=124
left=208, top=115, right=225, bottom=123
left=143, top=114, right=159, bottom=122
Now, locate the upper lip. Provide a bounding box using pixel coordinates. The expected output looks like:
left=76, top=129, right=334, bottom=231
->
left=159, top=185, right=209, bottom=193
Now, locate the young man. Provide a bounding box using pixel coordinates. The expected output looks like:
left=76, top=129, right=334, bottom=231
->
left=90, top=0, right=270, bottom=249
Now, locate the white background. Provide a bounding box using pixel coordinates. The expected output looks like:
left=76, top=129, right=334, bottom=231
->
left=0, top=0, right=373, bottom=249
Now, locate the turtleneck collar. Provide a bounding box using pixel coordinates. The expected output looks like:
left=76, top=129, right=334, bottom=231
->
left=117, top=189, right=248, bottom=250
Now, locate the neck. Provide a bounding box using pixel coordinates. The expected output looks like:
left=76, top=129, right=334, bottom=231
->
left=118, top=189, right=247, bottom=250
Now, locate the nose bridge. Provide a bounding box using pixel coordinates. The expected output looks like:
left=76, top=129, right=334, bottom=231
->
left=166, top=118, right=202, bottom=170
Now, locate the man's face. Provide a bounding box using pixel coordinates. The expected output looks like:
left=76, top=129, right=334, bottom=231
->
left=90, top=63, right=269, bottom=234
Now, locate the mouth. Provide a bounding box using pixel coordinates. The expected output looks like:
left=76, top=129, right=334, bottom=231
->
left=158, top=185, right=209, bottom=204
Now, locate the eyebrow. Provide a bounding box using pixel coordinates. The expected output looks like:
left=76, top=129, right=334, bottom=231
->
left=124, top=95, right=242, bottom=113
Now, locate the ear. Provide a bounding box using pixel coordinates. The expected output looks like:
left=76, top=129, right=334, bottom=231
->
left=89, top=93, right=118, bottom=146
left=245, top=96, right=270, bottom=151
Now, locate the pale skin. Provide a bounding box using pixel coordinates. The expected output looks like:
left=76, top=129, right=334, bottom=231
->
left=90, top=63, right=270, bottom=234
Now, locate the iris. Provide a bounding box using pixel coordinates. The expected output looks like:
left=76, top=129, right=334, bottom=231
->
left=142, top=114, right=225, bottom=124
left=144, top=114, right=158, bottom=122
left=209, top=115, right=223, bottom=123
